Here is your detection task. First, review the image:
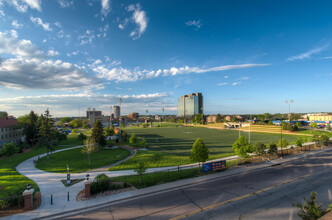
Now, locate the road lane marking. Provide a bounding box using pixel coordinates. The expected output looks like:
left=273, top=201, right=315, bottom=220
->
left=170, top=173, right=311, bottom=220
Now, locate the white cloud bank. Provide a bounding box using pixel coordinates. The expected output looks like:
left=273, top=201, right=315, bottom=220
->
left=0, top=93, right=171, bottom=117
left=0, top=32, right=101, bottom=90
left=287, top=45, right=328, bottom=61
left=101, top=0, right=110, bottom=17
left=93, top=63, right=269, bottom=82
left=3, top=0, right=42, bottom=12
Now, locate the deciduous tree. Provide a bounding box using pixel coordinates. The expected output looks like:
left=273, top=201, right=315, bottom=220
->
left=190, top=138, right=209, bottom=167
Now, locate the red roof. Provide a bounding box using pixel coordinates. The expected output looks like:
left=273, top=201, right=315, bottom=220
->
left=0, top=118, right=18, bottom=128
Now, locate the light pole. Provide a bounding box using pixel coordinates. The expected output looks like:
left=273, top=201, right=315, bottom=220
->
left=119, top=98, right=122, bottom=142
left=285, top=100, right=293, bottom=121
left=249, top=123, right=251, bottom=143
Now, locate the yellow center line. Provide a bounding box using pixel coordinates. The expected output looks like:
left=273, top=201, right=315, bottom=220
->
left=170, top=173, right=311, bottom=220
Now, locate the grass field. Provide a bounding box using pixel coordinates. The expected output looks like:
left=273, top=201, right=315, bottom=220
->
left=109, top=126, right=299, bottom=170
left=0, top=145, right=77, bottom=199
left=36, top=147, right=130, bottom=173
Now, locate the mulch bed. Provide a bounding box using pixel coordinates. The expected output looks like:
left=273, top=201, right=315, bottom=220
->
left=0, top=191, right=41, bottom=217
left=76, top=183, right=136, bottom=202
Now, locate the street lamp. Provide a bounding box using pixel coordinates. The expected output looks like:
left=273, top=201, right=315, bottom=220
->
left=86, top=174, right=90, bottom=181
left=26, top=183, right=31, bottom=191
left=285, top=100, right=293, bottom=121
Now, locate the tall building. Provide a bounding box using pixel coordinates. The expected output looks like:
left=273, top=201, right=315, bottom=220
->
left=86, top=107, right=102, bottom=127
left=113, top=106, right=120, bottom=119
left=177, top=93, right=203, bottom=117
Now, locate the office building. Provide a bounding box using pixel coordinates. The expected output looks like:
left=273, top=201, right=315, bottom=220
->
left=128, top=112, right=139, bottom=119
left=86, top=107, right=102, bottom=127
left=113, top=106, right=120, bottom=119
left=177, top=93, right=203, bottom=117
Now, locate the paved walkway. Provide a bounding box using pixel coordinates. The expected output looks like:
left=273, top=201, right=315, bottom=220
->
left=2, top=144, right=331, bottom=220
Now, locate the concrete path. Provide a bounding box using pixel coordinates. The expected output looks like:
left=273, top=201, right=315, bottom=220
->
left=1, top=143, right=330, bottom=220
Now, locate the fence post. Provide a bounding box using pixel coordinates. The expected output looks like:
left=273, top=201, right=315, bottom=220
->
left=23, top=188, right=34, bottom=210
left=51, top=194, right=53, bottom=205
left=67, top=191, right=69, bottom=201
left=84, top=180, right=91, bottom=198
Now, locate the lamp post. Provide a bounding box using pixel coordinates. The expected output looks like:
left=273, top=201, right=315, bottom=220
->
left=66, top=164, right=70, bottom=185
left=285, top=100, right=293, bottom=121
left=119, top=98, right=122, bottom=142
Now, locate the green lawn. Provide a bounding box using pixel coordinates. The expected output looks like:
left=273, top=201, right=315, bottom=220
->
left=36, top=147, right=130, bottom=173
left=0, top=145, right=76, bottom=199
left=58, top=133, right=84, bottom=146
left=298, top=129, right=332, bottom=137
left=110, top=127, right=299, bottom=170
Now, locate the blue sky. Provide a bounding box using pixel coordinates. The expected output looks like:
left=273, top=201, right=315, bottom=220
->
left=0, top=0, right=332, bottom=117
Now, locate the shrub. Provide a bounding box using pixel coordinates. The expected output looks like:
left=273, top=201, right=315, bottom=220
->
left=77, top=133, right=87, bottom=141
left=0, top=186, right=25, bottom=208
left=296, top=138, right=303, bottom=147
left=0, top=143, right=19, bottom=157
left=232, top=136, right=253, bottom=158
left=129, top=133, right=138, bottom=144
left=278, top=138, right=289, bottom=148
left=254, top=142, right=266, bottom=156
left=91, top=174, right=111, bottom=195
left=268, top=142, right=278, bottom=155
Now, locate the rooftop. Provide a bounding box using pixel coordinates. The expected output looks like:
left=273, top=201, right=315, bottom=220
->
left=0, top=118, right=18, bottom=128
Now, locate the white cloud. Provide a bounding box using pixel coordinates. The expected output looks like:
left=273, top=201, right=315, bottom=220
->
left=30, top=16, right=52, bottom=31
left=238, top=77, right=249, bottom=80
left=118, top=18, right=129, bottom=30
left=224, top=75, right=229, bottom=79
left=232, top=82, right=240, bottom=86
left=0, top=9, right=5, bottom=17
left=78, top=30, right=95, bottom=45
left=127, top=3, right=148, bottom=39
left=23, top=0, right=41, bottom=11
left=42, top=39, right=47, bottom=43
left=287, top=45, right=328, bottom=61
left=58, top=0, right=74, bottom=8
left=0, top=93, right=170, bottom=116
left=101, top=0, right=110, bottom=17
left=93, top=63, right=269, bottom=82
left=0, top=32, right=101, bottom=90
left=54, top=21, right=62, bottom=28
left=0, top=32, right=44, bottom=58
left=217, top=83, right=228, bottom=86
left=5, top=0, right=41, bottom=12
left=12, top=20, right=22, bottom=28
left=185, top=20, right=202, bottom=30
left=47, top=49, right=59, bottom=56
left=10, top=30, right=18, bottom=38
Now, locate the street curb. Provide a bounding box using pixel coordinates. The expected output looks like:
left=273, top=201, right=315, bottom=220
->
left=36, top=146, right=332, bottom=220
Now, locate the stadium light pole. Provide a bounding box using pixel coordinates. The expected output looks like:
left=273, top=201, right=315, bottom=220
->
left=285, top=100, right=293, bottom=121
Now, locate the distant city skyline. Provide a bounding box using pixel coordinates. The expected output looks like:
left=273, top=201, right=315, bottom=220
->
left=1, top=0, right=332, bottom=117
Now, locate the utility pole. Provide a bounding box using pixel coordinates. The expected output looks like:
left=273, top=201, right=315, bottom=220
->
left=280, top=123, right=283, bottom=158
left=285, top=100, right=293, bottom=121
left=119, top=98, right=122, bottom=142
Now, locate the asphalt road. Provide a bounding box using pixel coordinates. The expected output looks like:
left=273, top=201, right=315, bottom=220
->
left=62, top=150, right=332, bottom=220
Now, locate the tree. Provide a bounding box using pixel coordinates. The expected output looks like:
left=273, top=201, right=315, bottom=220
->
left=104, top=127, right=114, bottom=137
left=254, top=142, right=266, bottom=156
left=232, top=136, right=253, bottom=158
left=278, top=138, right=289, bottom=148
left=0, top=111, right=8, bottom=118
left=268, top=121, right=273, bottom=125
left=0, top=143, right=19, bottom=156
left=216, top=114, right=222, bottom=123
left=312, top=122, right=318, bottom=129
left=327, top=123, right=332, bottom=131
left=37, top=109, right=57, bottom=159
left=77, top=133, right=87, bottom=141
left=69, top=119, right=82, bottom=128
left=189, top=138, right=209, bottom=167
left=121, top=130, right=128, bottom=142
left=320, top=134, right=329, bottom=146
left=296, top=122, right=301, bottom=128
left=296, top=138, right=303, bottom=147
left=268, top=142, right=278, bottom=155
left=60, top=117, right=72, bottom=124
left=193, top=114, right=204, bottom=124
left=91, top=120, right=106, bottom=149
left=129, top=133, right=138, bottom=144
left=19, top=111, right=39, bottom=146
left=134, top=161, right=147, bottom=184
left=81, top=139, right=97, bottom=165
left=295, top=192, right=332, bottom=220
left=82, top=119, right=90, bottom=129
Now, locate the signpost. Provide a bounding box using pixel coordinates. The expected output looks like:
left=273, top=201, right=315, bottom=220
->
left=202, top=160, right=226, bottom=172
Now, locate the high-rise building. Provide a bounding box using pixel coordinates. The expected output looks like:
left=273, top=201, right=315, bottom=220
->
left=113, top=106, right=120, bottom=119
left=177, top=93, right=203, bottom=117
left=86, top=107, right=102, bottom=127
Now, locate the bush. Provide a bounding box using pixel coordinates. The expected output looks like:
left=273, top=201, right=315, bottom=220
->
left=254, top=142, right=266, bottom=156
left=296, top=138, right=303, bottom=147
left=232, top=136, right=253, bottom=158
left=129, top=133, right=138, bottom=144
left=0, top=186, right=25, bottom=208
left=0, top=143, right=20, bottom=157
left=268, top=142, right=278, bottom=155
left=278, top=138, right=289, bottom=148
left=77, top=133, right=87, bottom=141
left=91, top=174, right=111, bottom=195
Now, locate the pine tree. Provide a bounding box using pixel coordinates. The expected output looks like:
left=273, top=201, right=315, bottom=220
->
left=91, top=120, right=106, bottom=149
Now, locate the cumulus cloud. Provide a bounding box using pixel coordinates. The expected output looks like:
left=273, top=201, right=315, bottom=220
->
left=127, top=3, right=148, bottom=39
left=10, top=30, right=18, bottom=39
left=101, top=0, right=110, bottom=17
left=12, top=20, right=23, bottom=28
left=30, top=16, right=52, bottom=31
left=0, top=32, right=44, bottom=58
left=0, top=32, right=101, bottom=90
left=47, top=49, right=59, bottom=56
left=93, top=63, right=269, bottom=82
left=58, top=0, right=74, bottom=8
left=0, top=93, right=171, bottom=116
left=185, top=20, right=202, bottom=30
left=287, top=45, right=328, bottom=61
left=4, top=0, right=41, bottom=12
